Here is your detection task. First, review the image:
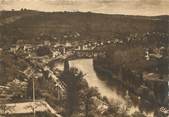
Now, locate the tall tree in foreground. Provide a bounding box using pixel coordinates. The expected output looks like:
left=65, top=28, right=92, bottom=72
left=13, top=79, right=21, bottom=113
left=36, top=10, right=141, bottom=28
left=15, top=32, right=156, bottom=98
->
left=61, top=67, right=83, bottom=117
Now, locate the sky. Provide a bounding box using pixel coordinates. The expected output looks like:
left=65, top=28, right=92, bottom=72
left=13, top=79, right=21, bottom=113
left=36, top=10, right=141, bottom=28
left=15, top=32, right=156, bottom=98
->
left=0, top=0, right=169, bottom=16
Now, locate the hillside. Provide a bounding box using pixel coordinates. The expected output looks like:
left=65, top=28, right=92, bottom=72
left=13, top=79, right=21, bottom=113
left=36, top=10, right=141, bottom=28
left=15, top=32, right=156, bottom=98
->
left=0, top=11, right=169, bottom=46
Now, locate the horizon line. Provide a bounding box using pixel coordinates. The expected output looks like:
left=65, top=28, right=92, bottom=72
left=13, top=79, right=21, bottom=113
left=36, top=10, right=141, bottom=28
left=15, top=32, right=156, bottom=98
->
left=1, top=9, right=169, bottom=17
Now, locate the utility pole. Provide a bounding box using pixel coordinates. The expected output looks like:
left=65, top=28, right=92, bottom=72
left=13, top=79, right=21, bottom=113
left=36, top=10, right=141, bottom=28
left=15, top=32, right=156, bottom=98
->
left=32, top=76, right=36, bottom=117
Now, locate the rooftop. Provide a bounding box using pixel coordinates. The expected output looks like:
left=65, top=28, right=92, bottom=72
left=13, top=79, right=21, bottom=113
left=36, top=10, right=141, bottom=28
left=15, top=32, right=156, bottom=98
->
left=1, top=100, right=62, bottom=117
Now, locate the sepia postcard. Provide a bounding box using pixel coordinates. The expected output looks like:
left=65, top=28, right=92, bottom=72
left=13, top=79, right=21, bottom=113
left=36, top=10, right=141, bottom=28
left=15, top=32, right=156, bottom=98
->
left=0, top=0, right=168, bottom=117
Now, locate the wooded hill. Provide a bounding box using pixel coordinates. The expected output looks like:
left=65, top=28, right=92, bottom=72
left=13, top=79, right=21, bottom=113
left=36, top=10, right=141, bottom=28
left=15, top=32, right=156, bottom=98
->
left=0, top=10, right=169, bottom=46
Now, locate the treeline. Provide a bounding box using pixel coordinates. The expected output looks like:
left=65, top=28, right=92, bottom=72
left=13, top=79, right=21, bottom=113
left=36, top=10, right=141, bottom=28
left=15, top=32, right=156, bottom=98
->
left=93, top=45, right=169, bottom=113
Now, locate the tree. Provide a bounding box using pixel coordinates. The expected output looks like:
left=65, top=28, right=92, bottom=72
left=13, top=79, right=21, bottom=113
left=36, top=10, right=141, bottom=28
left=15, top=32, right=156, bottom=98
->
left=61, top=67, right=84, bottom=117
left=7, top=79, right=28, bottom=100
left=36, top=46, right=52, bottom=57
left=82, top=87, right=100, bottom=117
left=63, top=59, right=69, bottom=73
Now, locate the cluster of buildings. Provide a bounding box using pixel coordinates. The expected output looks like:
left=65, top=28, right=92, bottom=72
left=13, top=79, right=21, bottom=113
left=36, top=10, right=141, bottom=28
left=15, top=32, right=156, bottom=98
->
left=145, top=46, right=167, bottom=60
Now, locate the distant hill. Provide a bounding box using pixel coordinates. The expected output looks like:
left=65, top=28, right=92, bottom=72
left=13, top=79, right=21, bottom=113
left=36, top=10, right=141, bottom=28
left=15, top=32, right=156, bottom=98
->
left=0, top=11, right=169, bottom=45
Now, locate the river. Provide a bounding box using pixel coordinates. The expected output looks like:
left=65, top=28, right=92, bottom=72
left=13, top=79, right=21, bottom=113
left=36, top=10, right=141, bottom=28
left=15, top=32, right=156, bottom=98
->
left=69, top=59, right=125, bottom=104
left=69, top=58, right=154, bottom=116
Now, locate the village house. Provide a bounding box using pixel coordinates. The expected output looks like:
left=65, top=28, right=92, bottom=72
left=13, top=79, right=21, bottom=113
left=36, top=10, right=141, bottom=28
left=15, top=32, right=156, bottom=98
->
left=53, top=43, right=61, bottom=48
left=23, top=44, right=33, bottom=52
left=145, top=47, right=167, bottom=61
left=44, top=40, right=51, bottom=46
left=0, top=101, right=62, bottom=117
left=65, top=42, right=72, bottom=47
left=0, top=48, right=2, bottom=55
left=145, top=49, right=150, bottom=60
left=10, top=45, right=20, bottom=54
